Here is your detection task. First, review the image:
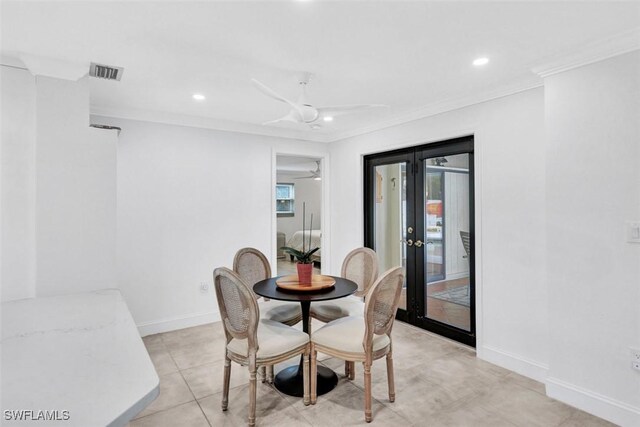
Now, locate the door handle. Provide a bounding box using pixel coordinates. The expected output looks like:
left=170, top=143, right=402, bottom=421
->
left=402, top=239, right=414, bottom=247
left=414, top=240, right=424, bottom=248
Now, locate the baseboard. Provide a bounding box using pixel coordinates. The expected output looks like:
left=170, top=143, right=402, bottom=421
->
left=480, top=344, right=549, bottom=383
left=442, top=271, right=469, bottom=281
left=546, top=377, right=640, bottom=427
left=137, top=310, right=221, bottom=337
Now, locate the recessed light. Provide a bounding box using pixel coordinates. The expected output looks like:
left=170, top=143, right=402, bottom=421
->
left=192, top=93, right=205, bottom=100
left=323, top=116, right=333, bottom=122
left=473, top=57, right=489, bottom=66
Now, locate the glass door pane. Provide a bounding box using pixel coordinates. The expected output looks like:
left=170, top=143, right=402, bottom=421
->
left=425, top=170, right=445, bottom=282
left=365, top=135, right=475, bottom=347
left=373, top=162, right=409, bottom=311
left=423, top=154, right=471, bottom=331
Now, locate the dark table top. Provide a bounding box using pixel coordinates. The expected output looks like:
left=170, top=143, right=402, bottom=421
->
left=253, top=276, right=357, bottom=303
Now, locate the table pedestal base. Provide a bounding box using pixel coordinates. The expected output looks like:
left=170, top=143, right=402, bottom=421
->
left=273, top=365, right=338, bottom=397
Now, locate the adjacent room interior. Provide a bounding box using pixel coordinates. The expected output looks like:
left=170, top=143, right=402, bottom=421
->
left=276, top=155, right=323, bottom=276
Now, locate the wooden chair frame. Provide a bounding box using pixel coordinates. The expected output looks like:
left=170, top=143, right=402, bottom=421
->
left=309, top=267, right=404, bottom=423
left=232, top=247, right=302, bottom=383
left=214, top=267, right=310, bottom=426
left=311, top=247, right=379, bottom=378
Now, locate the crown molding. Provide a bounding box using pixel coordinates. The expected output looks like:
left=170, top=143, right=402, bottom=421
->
left=92, top=76, right=543, bottom=145
left=90, top=105, right=333, bottom=143
left=532, top=27, right=640, bottom=78
left=328, top=77, right=543, bottom=142
left=19, top=53, right=88, bottom=81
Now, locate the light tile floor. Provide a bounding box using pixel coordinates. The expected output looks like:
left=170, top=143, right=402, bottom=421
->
left=130, top=320, right=615, bottom=427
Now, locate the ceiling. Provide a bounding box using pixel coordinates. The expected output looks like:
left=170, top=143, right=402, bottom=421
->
left=1, top=1, right=639, bottom=142
left=277, top=156, right=321, bottom=176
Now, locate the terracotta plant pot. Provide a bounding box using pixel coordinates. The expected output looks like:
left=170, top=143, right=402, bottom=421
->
left=297, top=262, right=313, bottom=284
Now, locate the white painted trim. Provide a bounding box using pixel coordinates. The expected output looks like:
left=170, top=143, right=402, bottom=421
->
left=137, top=310, right=221, bottom=337
left=19, top=53, right=88, bottom=81
left=271, top=150, right=331, bottom=276
left=480, top=344, right=549, bottom=383
left=330, top=79, right=542, bottom=142
left=532, top=28, right=640, bottom=78
left=438, top=271, right=469, bottom=281
left=91, top=79, right=542, bottom=145
left=92, top=105, right=332, bottom=143
left=473, top=128, right=484, bottom=358
left=546, top=377, right=640, bottom=427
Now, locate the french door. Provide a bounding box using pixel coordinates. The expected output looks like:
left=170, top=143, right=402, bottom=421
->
left=364, top=136, right=475, bottom=346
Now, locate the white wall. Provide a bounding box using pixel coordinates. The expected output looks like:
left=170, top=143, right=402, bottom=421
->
left=544, top=51, right=640, bottom=426
left=1, top=66, right=36, bottom=302
left=276, top=171, right=322, bottom=242
left=36, top=77, right=118, bottom=297
left=92, top=116, right=328, bottom=334
left=1, top=69, right=117, bottom=302
left=444, top=171, right=470, bottom=279
left=329, top=87, right=549, bottom=380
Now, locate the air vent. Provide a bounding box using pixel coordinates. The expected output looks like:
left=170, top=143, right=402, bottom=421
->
left=89, top=62, right=123, bottom=81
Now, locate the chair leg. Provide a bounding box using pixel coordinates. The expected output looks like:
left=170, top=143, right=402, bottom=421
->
left=364, top=361, right=372, bottom=423
left=267, top=365, right=274, bottom=384
left=222, top=355, right=231, bottom=411
left=303, top=349, right=310, bottom=406
left=310, top=343, right=317, bottom=404
left=386, top=351, right=395, bottom=403
left=259, top=365, right=266, bottom=383
left=248, top=360, right=257, bottom=427
left=345, top=360, right=350, bottom=377
left=349, top=361, right=356, bottom=380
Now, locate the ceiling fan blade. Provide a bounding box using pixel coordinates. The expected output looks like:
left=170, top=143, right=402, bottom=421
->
left=317, top=104, right=388, bottom=117
left=261, top=110, right=301, bottom=126
left=251, top=78, right=303, bottom=112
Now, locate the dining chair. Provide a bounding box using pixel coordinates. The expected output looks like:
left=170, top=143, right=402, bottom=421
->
left=213, top=267, right=310, bottom=427
left=309, top=247, right=379, bottom=379
left=233, top=247, right=303, bottom=383
left=309, top=267, right=404, bottom=423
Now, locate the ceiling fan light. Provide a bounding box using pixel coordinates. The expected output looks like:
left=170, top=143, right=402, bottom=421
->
left=323, top=116, right=333, bottom=122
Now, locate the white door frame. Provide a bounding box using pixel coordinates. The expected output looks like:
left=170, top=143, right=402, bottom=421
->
left=271, top=149, right=331, bottom=275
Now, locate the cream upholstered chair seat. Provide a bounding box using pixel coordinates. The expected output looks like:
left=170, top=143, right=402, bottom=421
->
left=227, top=318, right=309, bottom=360
left=311, top=316, right=390, bottom=355
left=259, top=300, right=302, bottom=325
left=307, top=296, right=364, bottom=323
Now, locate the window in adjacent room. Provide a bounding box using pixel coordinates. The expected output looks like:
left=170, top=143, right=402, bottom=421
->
left=276, top=183, right=295, bottom=217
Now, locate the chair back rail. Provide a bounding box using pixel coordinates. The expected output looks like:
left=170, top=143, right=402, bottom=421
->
left=233, top=247, right=271, bottom=301
left=341, top=247, right=379, bottom=298
left=363, top=267, right=404, bottom=350
left=213, top=267, right=259, bottom=349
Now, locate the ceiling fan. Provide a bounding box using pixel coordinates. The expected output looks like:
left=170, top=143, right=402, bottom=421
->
left=294, top=160, right=322, bottom=180
left=251, top=73, right=386, bottom=129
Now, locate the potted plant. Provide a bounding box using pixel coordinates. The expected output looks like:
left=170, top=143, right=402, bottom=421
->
left=281, top=202, right=319, bottom=284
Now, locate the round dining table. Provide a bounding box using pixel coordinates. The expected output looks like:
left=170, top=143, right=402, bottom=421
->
left=253, top=275, right=357, bottom=397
